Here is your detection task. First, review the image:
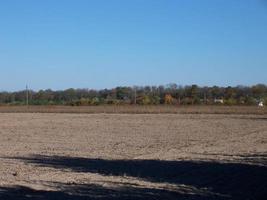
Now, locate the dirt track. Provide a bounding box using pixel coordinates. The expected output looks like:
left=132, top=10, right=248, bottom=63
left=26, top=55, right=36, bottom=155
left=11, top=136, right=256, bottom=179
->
left=0, top=113, right=266, bottom=199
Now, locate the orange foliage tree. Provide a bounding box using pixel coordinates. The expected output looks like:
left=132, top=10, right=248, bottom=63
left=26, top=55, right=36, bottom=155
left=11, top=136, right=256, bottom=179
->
left=164, top=94, right=174, bottom=104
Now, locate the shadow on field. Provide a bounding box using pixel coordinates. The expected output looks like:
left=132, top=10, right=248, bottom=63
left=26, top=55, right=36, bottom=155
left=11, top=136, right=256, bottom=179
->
left=1, top=154, right=267, bottom=200
left=0, top=183, right=194, bottom=200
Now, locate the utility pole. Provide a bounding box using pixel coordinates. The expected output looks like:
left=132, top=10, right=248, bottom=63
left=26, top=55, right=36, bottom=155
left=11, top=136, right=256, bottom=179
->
left=204, top=92, right=207, bottom=105
left=26, top=85, right=29, bottom=107
left=133, top=86, right=137, bottom=105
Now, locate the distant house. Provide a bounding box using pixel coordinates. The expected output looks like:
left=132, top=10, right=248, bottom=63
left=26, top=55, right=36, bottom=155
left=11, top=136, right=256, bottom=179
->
left=214, top=98, right=224, bottom=104
left=258, top=101, right=264, bottom=107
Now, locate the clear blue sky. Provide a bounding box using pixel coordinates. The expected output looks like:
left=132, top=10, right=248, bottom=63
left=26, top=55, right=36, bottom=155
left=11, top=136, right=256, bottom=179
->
left=0, top=0, right=267, bottom=91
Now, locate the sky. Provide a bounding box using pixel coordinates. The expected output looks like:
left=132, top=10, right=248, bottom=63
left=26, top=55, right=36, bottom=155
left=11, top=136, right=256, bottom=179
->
left=0, top=0, right=267, bottom=91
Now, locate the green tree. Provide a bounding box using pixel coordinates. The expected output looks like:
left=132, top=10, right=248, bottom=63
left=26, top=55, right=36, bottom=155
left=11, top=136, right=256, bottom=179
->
left=141, top=95, right=151, bottom=105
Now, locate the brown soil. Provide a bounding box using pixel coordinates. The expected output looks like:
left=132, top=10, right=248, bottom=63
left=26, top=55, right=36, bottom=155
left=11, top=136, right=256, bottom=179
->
left=0, top=113, right=266, bottom=199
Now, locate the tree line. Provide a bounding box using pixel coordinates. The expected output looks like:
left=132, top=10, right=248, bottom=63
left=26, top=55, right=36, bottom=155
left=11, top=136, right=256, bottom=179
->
left=0, top=84, right=266, bottom=106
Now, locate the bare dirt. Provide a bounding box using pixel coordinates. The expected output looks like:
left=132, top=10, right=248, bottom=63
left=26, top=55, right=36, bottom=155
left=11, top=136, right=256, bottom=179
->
left=0, top=113, right=266, bottom=199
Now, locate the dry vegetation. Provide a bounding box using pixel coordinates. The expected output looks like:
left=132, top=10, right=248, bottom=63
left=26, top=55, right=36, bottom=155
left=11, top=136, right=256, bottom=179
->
left=0, top=112, right=266, bottom=199
left=0, top=105, right=266, bottom=115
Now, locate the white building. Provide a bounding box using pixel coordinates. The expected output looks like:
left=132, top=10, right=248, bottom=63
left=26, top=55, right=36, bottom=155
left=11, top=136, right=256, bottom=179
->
left=258, top=101, right=264, bottom=107
left=214, top=98, right=224, bottom=104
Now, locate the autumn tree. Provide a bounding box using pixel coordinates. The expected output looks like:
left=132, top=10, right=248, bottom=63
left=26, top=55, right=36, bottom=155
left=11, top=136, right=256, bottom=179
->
left=164, top=94, right=174, bottom=104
